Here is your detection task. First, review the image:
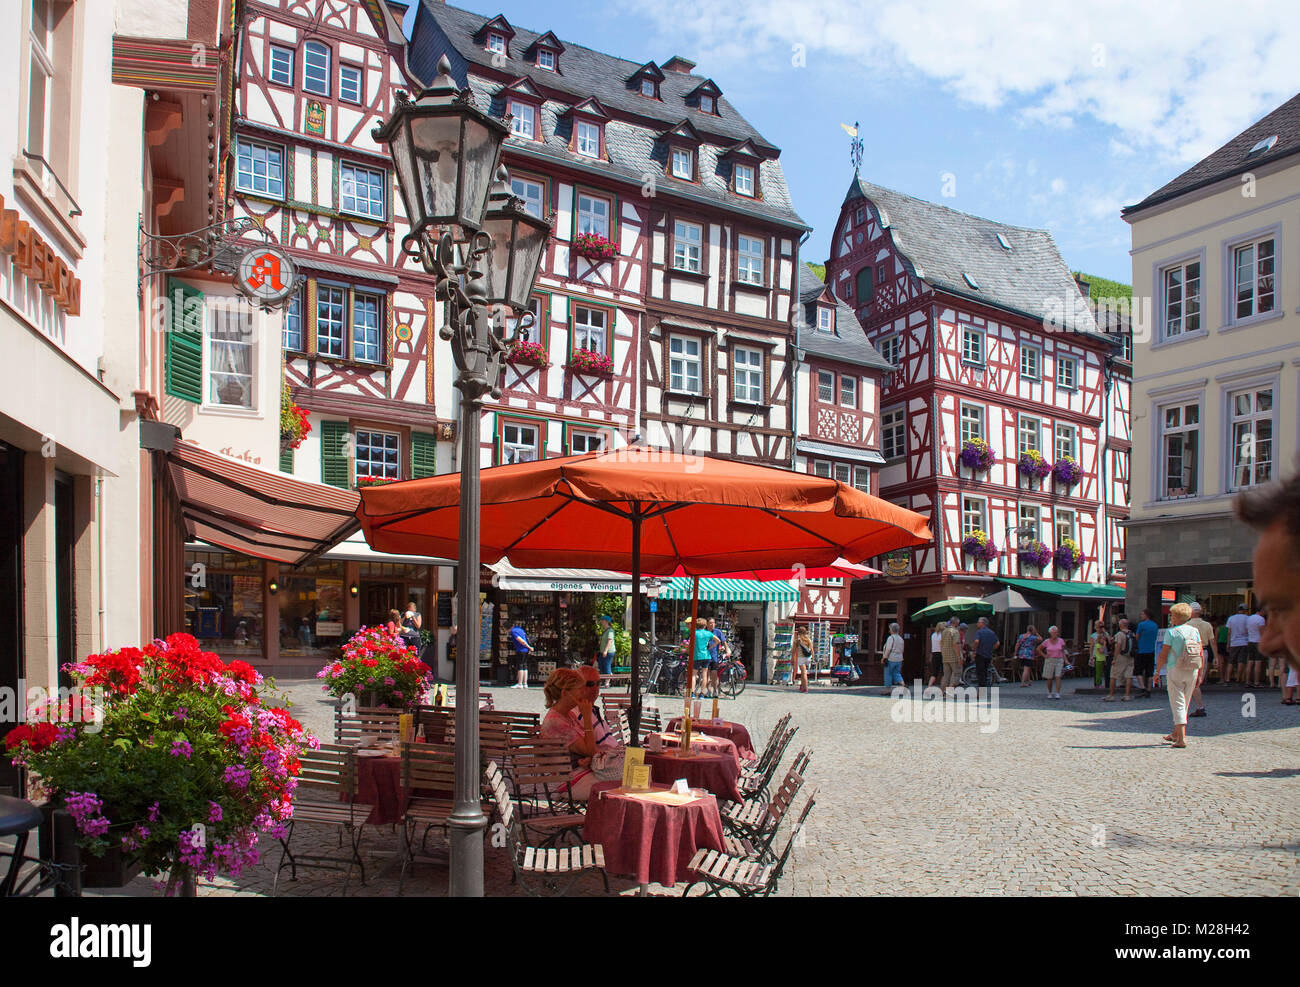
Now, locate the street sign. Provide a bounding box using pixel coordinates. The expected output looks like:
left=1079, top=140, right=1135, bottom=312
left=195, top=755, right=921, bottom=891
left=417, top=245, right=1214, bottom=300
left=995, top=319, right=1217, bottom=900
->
left=649, top=600, right=657, bottom=612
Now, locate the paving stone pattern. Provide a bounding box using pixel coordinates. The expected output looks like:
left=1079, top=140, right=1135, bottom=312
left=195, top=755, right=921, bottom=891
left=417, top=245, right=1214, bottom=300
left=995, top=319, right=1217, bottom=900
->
left=88, top=678, right=1299, bottom=898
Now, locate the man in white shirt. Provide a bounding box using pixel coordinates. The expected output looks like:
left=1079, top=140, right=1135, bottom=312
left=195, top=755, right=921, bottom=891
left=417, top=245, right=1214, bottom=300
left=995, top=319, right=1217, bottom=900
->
left=1226, top=604, right=1250, bottom=684
left=928, top=625, right=944, bottom=688
left=1246, top=605, right=1267, bottom=688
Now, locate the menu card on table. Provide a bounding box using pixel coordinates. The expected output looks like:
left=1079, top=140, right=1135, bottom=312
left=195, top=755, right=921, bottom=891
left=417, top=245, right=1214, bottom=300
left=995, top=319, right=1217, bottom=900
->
left=622, top=747, right=646, bottom=789
left=629, top=765, right=652, bottom=790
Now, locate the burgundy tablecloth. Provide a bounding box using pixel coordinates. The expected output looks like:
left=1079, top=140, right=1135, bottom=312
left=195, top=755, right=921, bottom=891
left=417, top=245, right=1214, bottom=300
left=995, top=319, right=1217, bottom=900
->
left=352, top=754, right=403, bottom=826
left=647, top=732, right=740, bottom=768
left=666, top=718, right=755, bottom=761
left=582, top=781, right=725, bottom=887
left=644, top=749, right=742, bottom=803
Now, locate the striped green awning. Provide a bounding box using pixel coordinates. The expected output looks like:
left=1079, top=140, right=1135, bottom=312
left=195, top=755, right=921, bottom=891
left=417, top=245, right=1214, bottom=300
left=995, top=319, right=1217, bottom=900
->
left=660, top=577, right=798, bottom=603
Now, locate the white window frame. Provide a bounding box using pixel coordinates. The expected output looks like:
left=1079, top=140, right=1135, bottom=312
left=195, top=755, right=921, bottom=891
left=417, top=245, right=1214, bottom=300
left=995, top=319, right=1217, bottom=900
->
left=640, top=78, right=656, bottom=98
left=268, top=45, right=294, bottom=86
left=235, top=138, right=285, bottom=199
left=509, top=100, right=536, bottom=140
left=26, top=0, right=54, bottom=164
left=816, top=369, right=834, bottom=404
left=1057, top=355, right=1078, bottom=390
left=960, top=325, right=984, bottom=366
left=1019, top=343, right=1041, bottom=380
left=668, top=335, right=702, bottom=394
left=576, top=120, right=600, bottom=158
left=732, top=345, right=763, bottom=403
left=734, top=162, right=754, bottom=196
left=351, top=289, right=382, bottom=364
left=817, top=307, right=833, bottom=332
left=852, top=466, right=870, bottom=493
left=340, top=162, right=386, bottom=220
left=672, top=147, right=694, bottom=180
left=500, top=422, right=540, bottom=465
left=832, top=462, right=851, bottom=485
left=1018, top=415, right=1041, bottom=455
left=282, top=290, right=303, bottom=351
left=204, top=296, right=258, bottom=411
left=576, top=193, right=609, bottom=237
left=700, top=94, right=715, bottom=114
left=1228, top=232, right=1277, bottom=324
left=812, top=460, right=832, bottom=479
left=839, top=375, right=857, bottom=409
left=882, top=405, right=905, bottom=460
left=316, top=284, right=346, bottom=358
left=486, top=33, right=506, bottom=55
left=1054, top=508, right=1075, bottom=547
left=536, top=48, right=555, bottom=70
left=1054, top=423, right=1076, bottom=462
left=878, top=334, right=901, bottom=365
left=736, top=234, right=764, bottom=285
left=568, top=430, right=604, bottom=454
left=355, top=429, right=400, bottom=482
left=959, top=402, right=985, bottom=443
left=1158, top=400, right=1201, bottom=501
left=572, top=306, right=608, bottom=355
left=511, top=176, right=545, bottom=219
left=339, top=63, right=362, bottom=105
left=1227, top=384, right=1275, bottom=490
left=1018, top=504, right=1040, bottom=542
left=673, top=220, right=702, bottom=273
left=961, top=496, right=987, bottom=538
left=303, top=40, right=330, bottom=96
left=1161, top=258, right=1202, bottom=341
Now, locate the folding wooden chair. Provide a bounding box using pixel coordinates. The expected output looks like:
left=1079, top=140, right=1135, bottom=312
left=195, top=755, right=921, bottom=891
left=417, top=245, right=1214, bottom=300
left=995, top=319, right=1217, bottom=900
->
left=738, top=725, right=799, bottom=801
left=722, top=757, right=809, bottom=857
left=397, top=742, right=489, bottom=891
left=273, top=744, right=373, bottom=895
left=333, top=705, right=403, bottom=748
left=683, top=792, right=816, bottom=898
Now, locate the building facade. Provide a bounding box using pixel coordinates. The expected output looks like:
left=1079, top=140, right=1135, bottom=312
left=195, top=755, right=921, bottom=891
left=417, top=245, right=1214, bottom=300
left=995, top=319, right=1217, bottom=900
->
left=1122, top=91, right=1300, bottom=622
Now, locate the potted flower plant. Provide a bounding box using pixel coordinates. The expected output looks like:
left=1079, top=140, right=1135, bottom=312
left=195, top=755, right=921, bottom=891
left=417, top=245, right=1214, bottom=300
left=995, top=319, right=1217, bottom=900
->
left=1016, top=539, right=1053, bottom=572
left=318, top=625, right=432, bottom=711
left=568, top=348, right=614, bottom=376
left=279, top=382, right=311, bottom=451
left=961, top=529, right=1000, bottom=565
left=1052, top=455, right=1083, bottom=486
left=1017, top=449, right=1052, bottom=481
left=355, top=475, right=397, bottom=489
left=4, top=633, right=313, bottom=894
left=1054, top=537, right=1084, bottom=574
left=507, top=339, right=550, bottom=368
left=572, top=231, right=617, bottom=262
left=959, top=437, right=996, bottom=472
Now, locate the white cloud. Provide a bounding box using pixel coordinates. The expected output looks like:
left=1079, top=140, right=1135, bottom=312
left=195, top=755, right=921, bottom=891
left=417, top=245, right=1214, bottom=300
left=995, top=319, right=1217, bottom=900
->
left=618, top=0, right=1299, bottom=166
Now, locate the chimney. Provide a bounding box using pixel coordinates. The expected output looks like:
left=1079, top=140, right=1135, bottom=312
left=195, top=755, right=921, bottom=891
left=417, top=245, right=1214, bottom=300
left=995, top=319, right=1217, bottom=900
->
left=662, top=55, right=696, bottom=74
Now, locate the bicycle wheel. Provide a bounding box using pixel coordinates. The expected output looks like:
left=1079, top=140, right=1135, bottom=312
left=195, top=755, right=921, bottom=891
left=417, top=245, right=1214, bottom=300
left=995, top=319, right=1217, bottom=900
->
left=722, top=666, right=744, bottom=699
left=669, top=665, right=686, bottom=696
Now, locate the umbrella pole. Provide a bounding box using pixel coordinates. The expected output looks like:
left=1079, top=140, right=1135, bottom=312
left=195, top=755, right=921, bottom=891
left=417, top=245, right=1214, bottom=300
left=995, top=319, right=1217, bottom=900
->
left=687, top=575, right=700, bottom=704
left=629, top=510, right=642, bottom=744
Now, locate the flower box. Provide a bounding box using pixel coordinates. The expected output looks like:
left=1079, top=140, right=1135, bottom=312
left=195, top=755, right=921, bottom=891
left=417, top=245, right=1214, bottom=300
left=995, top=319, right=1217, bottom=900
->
left=318, top=626, right=433, bottom=712
left=1017, top=450, right=1052, bottom=481
left=1054, top=538, right=1084, bottom=573
left=279, top=382, right=311, bottom=450
left=568, top=348, right=614, bottom=376
left=356, top=476, right=397, bottom=489
left=959, top=438, right=996, bottom=472
left=961, top=529, right=999, bottom=562
left=507, top=339, right=550, bottom=368
left=572, top=232, right=617, bottom=263
left=1016, top=540, right=1053, bottom=571
left=1052, top=455, right=1083, bottom=486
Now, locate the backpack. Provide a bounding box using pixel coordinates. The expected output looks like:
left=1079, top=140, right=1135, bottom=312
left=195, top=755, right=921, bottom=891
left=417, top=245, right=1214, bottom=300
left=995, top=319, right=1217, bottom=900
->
left=1115, top=630, right=1131, bottom=657
left=1181, top=628, right=1204, bottom=669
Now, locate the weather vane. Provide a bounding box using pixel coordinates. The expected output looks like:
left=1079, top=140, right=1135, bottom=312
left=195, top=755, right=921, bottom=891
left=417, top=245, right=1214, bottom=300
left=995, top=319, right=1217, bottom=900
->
left=841, top=121, right=863, bottom=174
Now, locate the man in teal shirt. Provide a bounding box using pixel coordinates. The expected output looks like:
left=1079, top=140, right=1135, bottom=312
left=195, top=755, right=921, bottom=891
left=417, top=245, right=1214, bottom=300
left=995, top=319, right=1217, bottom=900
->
left=1134, top=609, right=1159, bottom=699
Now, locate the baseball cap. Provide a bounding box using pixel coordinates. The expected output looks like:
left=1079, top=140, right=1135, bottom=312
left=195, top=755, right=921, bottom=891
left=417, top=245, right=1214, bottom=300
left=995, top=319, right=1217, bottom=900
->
left=1237, top=603, right=1247, bottom=611
left=598, top=614, right=612, bottom=623
left=1190, top=602, right=1202, bottom=613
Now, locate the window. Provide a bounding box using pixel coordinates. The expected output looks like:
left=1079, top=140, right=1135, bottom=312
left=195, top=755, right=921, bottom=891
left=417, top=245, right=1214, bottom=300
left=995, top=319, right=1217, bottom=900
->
left=352, top=291, right=381, bottom=364
left=1018, top=415, right=1040, bottom=455
left=856, top=267, right=874, bottom=304
left=640, top=78, right=656, bottom=98
left=316, top=285, right=346, bottom=358
left=569, top=431, right=604, bottom=454
left=855, top=207, right=865, bottom=225
left=509, top=101, right=536, bottom=139
left=852, top=466, right=870, bottom=493
left=572, top=306, right=607, bottom=354
left=506, top=295, right=543, bottom=341
left=577, top=193, right=609, bottom=237
left=501, top=422, right=539, bottom=464
left=486, top=33, right=506, bottom=55
left=1159, top=402, right=1200, bottom=499
left=673, top=220, right=702, bottom=273
left=733, top=346, right=762, bottom=403
left=283, top=291, right=303, bottom=351
left=1054, top=509, right=1074, bottom=547
left=536, top=49, right=555, bottom=70
left=816, top=370, right=834, bottom=403
left=269, top=45, right=294, bottom=86
left=356, top=430, right=399, bottom=481
left=1232, top=237, right=1275, bottom=320
left=1229, top=387, right=1274, bottom=488
left=511, top=176, right=545, bottom=219
left=1162, top=259, right=1201, bottom=338
left=207, top=299, right=256, bottom=409
left=700, top=94, right=716, bottom=114
left=1057, top=356, right=1077, bottom=390
left=882, top=406, right=905, bottom=459
left=832, top=463, right=851, bottom=485
left=812, top=306, right=832, bottom=332
left=1020, top=344, right=1041, bottom=380
left=26, top=0, right=54, bottom=164
left=303, top=41, right=330, bottom=96
left=668, top=335, right=702, bottom=394
left=878, top=335, right=901, bottom=365
left=812, top=461, right=832, bottom=478
left=962, top=497, right=987, bottom=537
left=339, top=64, right=362, bottom=104
left=960, top=403, right=985, bottom=443
left=1018, top=504, right=1040, bottom=541
left=340, top=163, right=385, bottom=220
left=839, top=375, right=857, bottom=408
left=672, top=147, right=694, bottom=180
left=960, top=326, right=984, bottom=365
left=576, top=120, right=600, bottom=157
left=734, top=162, right=754, bottom=196
left=1054, top=423, right=1076, bottom=461
left=235, top=139, right=284, bottom=198
left=737, top=235, right=764, bottom=285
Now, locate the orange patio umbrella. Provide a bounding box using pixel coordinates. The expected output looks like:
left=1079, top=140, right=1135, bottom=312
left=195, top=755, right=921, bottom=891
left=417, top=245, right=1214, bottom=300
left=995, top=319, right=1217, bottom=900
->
left=356, top=446, right=931, bottom=735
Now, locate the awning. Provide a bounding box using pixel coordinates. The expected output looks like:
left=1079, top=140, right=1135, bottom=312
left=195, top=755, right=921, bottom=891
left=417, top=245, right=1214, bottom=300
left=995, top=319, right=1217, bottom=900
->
left=660, top=577, right=798, bottom=602
left=795, top=439, right=886, bottom=465
left=488, top=559, right=632, bottom=594
left=324, top=533, right=455, bottom=567
left=167, top=441, right=360, bottom=565
left=998, top=576, right=1126, bottom=601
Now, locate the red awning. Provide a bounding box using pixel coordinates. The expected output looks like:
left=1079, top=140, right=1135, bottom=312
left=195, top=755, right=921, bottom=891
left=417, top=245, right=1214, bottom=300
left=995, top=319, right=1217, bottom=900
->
left=167, top=441, right=360, bottom=565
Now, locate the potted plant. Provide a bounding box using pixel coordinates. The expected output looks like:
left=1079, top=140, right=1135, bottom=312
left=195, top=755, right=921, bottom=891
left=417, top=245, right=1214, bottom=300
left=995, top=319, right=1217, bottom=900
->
left=4, top=633, right=313, bottom=894
left=279, top=382, right=311, bottom=451
left=318, top=625, right=433, bottom=711
left=959, top=438, right=996, bottom=472
left=568, top=348, right=614, bottom=376
left=961, top=529, right=999, bottom=567
left=1052, top=455, right=1083, bottom=486
left=507, top=339, right=550, bottom=368
left=572, top=231, right=617, bottom=262
left=355, top=475, right=397, bottom=489
left=1016, top=539, right=1053, bottom=572
left=1017, top=450, right=1052, bottom=482
left=1054, top=537, right=1084, bottom=574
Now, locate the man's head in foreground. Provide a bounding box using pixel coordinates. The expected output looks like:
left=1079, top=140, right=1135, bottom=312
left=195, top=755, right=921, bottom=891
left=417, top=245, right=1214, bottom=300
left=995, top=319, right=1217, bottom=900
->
left=1235, top=468, right=1300, bottom=672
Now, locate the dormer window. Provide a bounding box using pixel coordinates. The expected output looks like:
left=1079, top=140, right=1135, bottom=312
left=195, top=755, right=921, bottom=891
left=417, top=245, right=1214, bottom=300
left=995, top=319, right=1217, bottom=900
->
left=734, top=163, right=755, bottom=197
left=672, top=147, right=694, bottom=180
left=721, top=138, right=762, bottom=199
left=700, top=95, right=715, bottom=114
left=536, top=49, right=555, bottom=70
left=817, top=306, right=833, bottom=332
left=487, top=33, right=506, bottom=55
left=526, top=32, right=564, bottom=72
left=641, top=78, right=657, bottom=98
left=576, top=120, right=601, bottom=157
left=509, top=100, right=537, bottom=139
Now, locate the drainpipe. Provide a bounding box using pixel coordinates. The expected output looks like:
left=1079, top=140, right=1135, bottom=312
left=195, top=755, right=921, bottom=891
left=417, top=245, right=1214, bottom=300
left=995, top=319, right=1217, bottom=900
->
left=96, top=474, right=107, bottom=650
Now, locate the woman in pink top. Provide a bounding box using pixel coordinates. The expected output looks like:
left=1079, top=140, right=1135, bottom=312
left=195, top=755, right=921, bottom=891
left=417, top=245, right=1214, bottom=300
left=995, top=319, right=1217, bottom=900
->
left=1036, top=626, right=1069, bottom=700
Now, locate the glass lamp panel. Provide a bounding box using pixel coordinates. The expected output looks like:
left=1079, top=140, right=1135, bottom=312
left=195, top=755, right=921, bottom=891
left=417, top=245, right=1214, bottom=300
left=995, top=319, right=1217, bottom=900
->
left=457, top=115, right=504, bottom=232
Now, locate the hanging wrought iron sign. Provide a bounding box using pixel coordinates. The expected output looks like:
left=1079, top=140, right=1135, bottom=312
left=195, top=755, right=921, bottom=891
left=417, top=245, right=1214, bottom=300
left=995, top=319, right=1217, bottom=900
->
left=234, top=244, right=297, bottom=309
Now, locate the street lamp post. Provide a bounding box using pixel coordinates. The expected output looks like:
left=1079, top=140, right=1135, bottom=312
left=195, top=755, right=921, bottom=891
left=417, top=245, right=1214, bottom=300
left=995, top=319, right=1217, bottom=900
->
left=644, top=577, right=662, bottom=653
left=373, top=55, right=551, bottom=897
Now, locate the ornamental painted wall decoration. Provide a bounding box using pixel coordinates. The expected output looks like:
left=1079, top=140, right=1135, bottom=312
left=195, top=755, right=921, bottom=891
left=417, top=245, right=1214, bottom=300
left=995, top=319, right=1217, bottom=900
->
left=305, top=100, right=326, bottom=136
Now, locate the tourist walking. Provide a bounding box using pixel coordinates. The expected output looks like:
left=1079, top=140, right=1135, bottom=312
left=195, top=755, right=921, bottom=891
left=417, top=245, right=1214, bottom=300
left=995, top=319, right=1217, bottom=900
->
left=1156, top=602, right=1204, bottom=748
left=1246, top=604, right=1267, bottom=687
left=1037, top=626, right=1068, bottom=699
left=693, top=618, right=714, bottom=696
left=706, top=617, right=729, bottom=697
left=1134, top=609, right=1159, bottom=699
left=929, top=623, right=944, bottom=688
left=794, top=625, right=814, bottom=693
left=1186, top=603, right=1216, bottom=717
left=940, top=617, right=963, bottom=696
left=881, top=622, right=906, bottom=687
left=1015, top=625, right=1042, bottom=687
left=973, top=616, right=998, bottom=695
left=1226, top=603, right=1250, bottom=684
left=1216, top=620, right=1230, bottom=682
left=597, top=613, right=617, bottom=676
left=508, top=621, right=533, bottom=689
left=1088, top=620, right=1111, bottom=687
left=1106, top=618, right=1134, bottom=701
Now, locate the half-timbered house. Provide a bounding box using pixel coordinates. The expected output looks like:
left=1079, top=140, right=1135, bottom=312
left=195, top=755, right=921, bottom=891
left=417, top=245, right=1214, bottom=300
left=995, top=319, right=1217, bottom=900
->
left=824, top=176, right=1130, bottom=671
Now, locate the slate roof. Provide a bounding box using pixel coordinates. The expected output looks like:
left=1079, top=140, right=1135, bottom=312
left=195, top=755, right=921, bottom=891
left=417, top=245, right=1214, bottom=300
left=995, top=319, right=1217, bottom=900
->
left=845, top=176, right=1102, bottom=338
left=794, top=264, right=893, bottom=371
left=408, top=1, right=805, bottom=229
left=1123, top=92, right=1300, bottom=216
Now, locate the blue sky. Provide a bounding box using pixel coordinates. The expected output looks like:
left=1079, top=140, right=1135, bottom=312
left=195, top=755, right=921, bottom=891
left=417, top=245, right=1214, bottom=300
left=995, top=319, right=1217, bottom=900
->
left=405, top=2, right=1299, bottom=284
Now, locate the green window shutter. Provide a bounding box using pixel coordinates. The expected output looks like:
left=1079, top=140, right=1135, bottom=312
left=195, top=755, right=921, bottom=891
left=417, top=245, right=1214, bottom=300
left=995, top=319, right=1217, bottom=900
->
left=164, top=276, right=204, bottom=403
left=411, top=430, right=436, bottom=478
left=320, top=420, right=350, bottom=488
left=279, top=446, right=293, bottom=474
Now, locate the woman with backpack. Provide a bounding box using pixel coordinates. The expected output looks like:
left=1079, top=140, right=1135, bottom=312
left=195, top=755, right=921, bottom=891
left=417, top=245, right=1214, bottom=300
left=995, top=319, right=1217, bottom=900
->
left=1156, top=602, right=1204, bottom=748
left=1106, top=618, right=1135, bottom=701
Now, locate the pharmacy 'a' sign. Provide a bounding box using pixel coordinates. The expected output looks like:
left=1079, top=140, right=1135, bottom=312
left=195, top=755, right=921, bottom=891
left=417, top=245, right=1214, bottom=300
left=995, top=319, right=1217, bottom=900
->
left=235, top=245, right=296, bottom=308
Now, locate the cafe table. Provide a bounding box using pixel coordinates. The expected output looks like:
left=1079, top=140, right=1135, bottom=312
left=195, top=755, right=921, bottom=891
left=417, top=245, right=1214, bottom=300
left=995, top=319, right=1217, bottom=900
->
left=646, top=731, right=740, bottom=768
left=352, top=747, right=404, bottom=826
left=643, top=748, right=743, bottom=804
left=666, top=717, right=755, bottom=761
left=582, top=781, right=725, bottom=891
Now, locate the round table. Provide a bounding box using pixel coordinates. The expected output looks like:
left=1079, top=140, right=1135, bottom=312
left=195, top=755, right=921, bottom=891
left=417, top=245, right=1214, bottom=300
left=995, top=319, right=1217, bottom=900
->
left=582, top=781, right=725, bottom=889
left=666, top=718, right=755, bottom=761
left=644, top=749, right=742, bottom=803
left=647, top=731, right=740, bottom=768
left=352, top=753, right=404, bottom=825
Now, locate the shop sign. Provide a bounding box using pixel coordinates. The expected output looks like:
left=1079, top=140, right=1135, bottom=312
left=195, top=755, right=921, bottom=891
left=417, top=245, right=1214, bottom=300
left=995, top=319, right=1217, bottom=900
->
left=884, top=549, right=910, bottom=584
left=304, top=101, right=326, bottom=136
left=0, top=193, right=81, bottom=315
left=235, top=244, right=296, bottom=308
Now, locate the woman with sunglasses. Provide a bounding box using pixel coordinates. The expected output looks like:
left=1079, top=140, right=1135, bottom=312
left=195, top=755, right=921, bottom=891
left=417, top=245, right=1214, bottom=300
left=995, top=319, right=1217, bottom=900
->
left=540, top=667, right=623, bottom=800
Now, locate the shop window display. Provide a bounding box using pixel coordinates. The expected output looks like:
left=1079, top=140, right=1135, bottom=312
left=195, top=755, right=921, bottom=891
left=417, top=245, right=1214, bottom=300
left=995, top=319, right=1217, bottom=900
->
left=185, top=550, right=264, bottom=658
left=279, top=560, right=346, bottom=656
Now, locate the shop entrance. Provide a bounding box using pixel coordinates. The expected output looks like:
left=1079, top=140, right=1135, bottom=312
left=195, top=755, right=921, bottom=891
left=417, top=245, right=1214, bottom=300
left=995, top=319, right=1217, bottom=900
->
left=363, top=582, right=404, bottom=628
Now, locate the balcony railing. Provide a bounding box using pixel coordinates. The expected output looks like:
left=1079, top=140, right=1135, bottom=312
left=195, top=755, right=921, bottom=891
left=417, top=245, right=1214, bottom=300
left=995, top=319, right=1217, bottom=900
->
left=22, top=149, right=82, bottom=218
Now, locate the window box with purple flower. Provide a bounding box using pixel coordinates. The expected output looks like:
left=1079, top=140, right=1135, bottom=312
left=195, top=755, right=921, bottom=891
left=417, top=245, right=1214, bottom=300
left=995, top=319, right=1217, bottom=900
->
left=1017, top=450, right=1052, bottom=481
left=959, top=438, right=996, bottom=472
left=1054, top=537, right=1084, bottom=573
left=1052, top=455, right=1083, bottom=486
left=1016, top=539, right=1053, bottom=572
left=961, top=529, right=1000, bottom=563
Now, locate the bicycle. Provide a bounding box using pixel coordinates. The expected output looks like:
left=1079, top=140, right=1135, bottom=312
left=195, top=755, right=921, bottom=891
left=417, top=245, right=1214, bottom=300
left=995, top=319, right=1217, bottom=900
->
left=645, top=645, right=687, bottom=696
left=717, top=657, right=747, bottom=698
left=960, top=658, right=1009, bottom=689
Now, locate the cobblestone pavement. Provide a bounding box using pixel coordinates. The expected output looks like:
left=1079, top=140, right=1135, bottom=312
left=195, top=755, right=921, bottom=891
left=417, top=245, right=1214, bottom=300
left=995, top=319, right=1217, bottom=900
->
left=86, top=675, right=1300, bottom=897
